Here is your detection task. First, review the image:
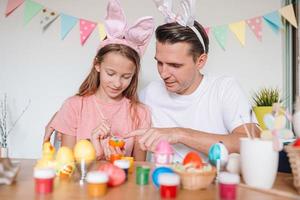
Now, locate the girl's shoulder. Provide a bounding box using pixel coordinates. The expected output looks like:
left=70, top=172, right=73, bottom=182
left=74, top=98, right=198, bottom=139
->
left=61, top=95, right=88, bottom=112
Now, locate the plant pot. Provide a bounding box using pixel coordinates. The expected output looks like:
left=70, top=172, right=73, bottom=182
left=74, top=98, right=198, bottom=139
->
left=253, top=106, right=272, bottom=130
left=0, top=147, right=8, bottom=158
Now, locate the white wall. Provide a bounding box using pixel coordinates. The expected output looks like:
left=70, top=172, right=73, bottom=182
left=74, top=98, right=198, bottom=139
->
left=0, top=0, right=283, bottom=158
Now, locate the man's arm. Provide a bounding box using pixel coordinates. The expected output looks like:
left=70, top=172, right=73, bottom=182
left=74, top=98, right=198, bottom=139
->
left=173, top=123, right=260, bottom=154
left=124, top=123, right=260, bottom=155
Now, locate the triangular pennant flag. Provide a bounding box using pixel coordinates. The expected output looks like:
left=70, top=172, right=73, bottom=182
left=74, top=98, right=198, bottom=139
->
left=246, top=16, right=263, bottom=41
left=24, top=0, right=43, bottom=25
left=212, top=25, right=228, bottom=50
left=263, top=11, right=283, bottom=33
left=60, top=13, right=78, bottom=40
left=79, top=19, right=97, bottom=46
left=98, top=23, right=106, bottom=41
left=5, top=0, right=24, bottom=17
left=229, top=21, right=246, bottom=46
left=279, top=4, right=298, bottom=28
left=204, top=27, right=210, bottom=35
left=39, top=8, right=59, bottom=31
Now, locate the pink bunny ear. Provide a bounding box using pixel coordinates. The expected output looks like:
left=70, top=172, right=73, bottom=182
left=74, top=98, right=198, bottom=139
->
left=104, top=0, right=127, bottom=38
left=125, top=17, right=154, bottom=55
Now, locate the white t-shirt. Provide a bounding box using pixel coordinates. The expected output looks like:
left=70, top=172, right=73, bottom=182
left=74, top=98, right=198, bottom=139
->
left=139, top=74, right=256, bottom=162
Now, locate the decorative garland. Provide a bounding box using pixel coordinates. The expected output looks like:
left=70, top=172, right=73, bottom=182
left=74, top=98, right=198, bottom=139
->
left=4, top=0, right=298, bottom=49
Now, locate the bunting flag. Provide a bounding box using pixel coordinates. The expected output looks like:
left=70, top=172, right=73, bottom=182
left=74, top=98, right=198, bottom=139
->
left=213, top=25, right=228, bottom=50
left=60, top=14, right=78, bottom=40
left=229, top=21, right=246, bottom=46
left=204, top=27, right=210, bottom=35
left=24, top=0, right=42, bottom=25
left=3, top=0, right=299, bottom=48
left=39, top=8, right=59, bottom=31
left=5, top=0, right=24, bottom=17
left=98, top=23, right=106, bottom=41
left=279, top=4, right=298, bottom=28
left=246, top=16, right=263, bottom=41
left=79, top=19, right=97, bottom=46
left=263, top=11, right=283, bottom=34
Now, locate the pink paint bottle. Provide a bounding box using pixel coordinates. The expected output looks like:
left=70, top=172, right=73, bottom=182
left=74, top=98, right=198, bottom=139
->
left=219, top=172, right=240, bottom=200
left=154, top=140, right=173, bottom=166
left=34, top=168, right=56, bottom=194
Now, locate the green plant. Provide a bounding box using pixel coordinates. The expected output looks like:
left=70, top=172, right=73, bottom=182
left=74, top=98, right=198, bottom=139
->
left=252, top=87, right=281, bottom=107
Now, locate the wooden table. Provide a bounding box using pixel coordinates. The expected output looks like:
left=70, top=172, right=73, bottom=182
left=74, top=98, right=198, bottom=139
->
left=0, top=159, right=299, bottom=200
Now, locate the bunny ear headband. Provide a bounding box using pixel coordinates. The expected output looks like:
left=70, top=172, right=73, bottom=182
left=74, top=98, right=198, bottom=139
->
left=153, top=0, right=206, bottom=52
left=100, top=0, right=155, bottom=56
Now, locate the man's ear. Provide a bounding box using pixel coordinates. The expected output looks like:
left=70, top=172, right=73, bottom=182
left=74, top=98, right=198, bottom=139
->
left=196, top=53, right=208, bottom=70
left=95, top=64, right=101, bottom=72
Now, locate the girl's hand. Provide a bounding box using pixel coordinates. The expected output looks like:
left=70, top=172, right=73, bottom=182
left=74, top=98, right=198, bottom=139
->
left=91, top=119, right=111, bottom=140
left=102, top=139, right=125, bottom=160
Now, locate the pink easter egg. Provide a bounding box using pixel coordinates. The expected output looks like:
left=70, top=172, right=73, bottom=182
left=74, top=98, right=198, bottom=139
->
left=98, top=163, right=126, bottom=187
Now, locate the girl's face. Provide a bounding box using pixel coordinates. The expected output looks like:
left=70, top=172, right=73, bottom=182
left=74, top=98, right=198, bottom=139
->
left=95, top=52, right=136, bottom=101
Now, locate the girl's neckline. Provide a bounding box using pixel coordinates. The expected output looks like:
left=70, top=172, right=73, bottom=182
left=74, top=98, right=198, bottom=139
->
left=93, top=94, right=126, bottom=106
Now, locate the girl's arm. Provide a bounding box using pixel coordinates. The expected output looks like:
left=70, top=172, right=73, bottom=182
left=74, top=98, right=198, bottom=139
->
left=132, top=136, right=146, bottom=161
left=60, top=132, right=76, bottom=148
left=91, top=135, right=105, bottom=160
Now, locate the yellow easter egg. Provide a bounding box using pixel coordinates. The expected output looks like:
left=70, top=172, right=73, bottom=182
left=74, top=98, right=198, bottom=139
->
left=42, top=141, right=55, bottom=160
left=56, top=146, right=75, bottom=164
left=73, top=140, right=96, bottom=163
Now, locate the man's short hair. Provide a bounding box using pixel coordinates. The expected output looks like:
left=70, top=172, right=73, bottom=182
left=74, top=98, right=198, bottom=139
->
left=155, top=21, right=209, bottom=61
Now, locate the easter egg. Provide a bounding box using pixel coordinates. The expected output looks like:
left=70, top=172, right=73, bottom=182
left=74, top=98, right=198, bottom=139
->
left=109, top=136, right=125, bottom=148
left=208, top=142, right=229, bottom=168
left=74, top=140, right=96, bottom=163
left=98, top=163, right=126, bottom=186
left=293, top=138, right=300, bottom=147
left=151, top=167, right=174, bottom=188
left=56, top=146, right=74, bottom=164
left=183, top=151, right=203, bottom=168
left=42, top=141, right=55, bottom=160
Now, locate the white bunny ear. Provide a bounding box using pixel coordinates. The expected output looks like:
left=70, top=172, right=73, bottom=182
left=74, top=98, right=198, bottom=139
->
left=153, top=0, right=176, bottom=23
left=104, top=0, right=127, bottom=39
left=125, top=17, right=154, bottom=55
left=178, top=0, right=195, bottom=26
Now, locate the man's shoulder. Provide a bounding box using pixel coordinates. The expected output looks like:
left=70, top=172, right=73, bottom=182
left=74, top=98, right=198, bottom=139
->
left=141, top=80, right=166, bottom=95
left=206, top=74, right=236, bottom=85
left=139, top=80, right=167, bottom=103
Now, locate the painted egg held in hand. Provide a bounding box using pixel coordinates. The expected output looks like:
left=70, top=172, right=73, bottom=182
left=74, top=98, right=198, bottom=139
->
left=98, top=163, right=126, bottom=186
left=183, top=151, right=203, bottom=168
left=109, top=136, right=125, bottom=148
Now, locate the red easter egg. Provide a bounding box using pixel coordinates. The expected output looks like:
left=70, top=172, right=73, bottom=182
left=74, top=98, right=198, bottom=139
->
left=183, top=151, right=203, bottom=168
left=293, top=138, right=300, bottom=147
left=98, top=163, right=126, bottom=186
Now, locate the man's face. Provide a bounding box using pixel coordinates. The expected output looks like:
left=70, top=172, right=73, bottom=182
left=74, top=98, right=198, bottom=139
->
left=155, top=41, right=206, bottom=95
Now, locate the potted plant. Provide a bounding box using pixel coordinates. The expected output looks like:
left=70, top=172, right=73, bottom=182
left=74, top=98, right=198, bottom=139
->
left=252, top=87, right=281, bottom=130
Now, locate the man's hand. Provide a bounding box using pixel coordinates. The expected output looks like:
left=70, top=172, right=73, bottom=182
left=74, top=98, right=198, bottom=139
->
left=124, top=128, right=181, bottom=152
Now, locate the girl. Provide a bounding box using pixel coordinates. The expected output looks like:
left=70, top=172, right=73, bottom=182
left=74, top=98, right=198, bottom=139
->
left=48, top=0, right=154, bottom=161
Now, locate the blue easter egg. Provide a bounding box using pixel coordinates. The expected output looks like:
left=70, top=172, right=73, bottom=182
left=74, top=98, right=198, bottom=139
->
left=151, top=167, right=174, bottom=188
left=208, top=142, right=229, bottom=167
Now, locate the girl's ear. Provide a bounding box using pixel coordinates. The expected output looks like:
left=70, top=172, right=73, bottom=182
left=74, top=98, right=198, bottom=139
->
left=95, top=64, right=101, bottom=72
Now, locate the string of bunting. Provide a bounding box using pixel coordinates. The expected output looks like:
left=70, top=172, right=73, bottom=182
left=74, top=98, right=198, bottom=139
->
left=4, top=0, right=299, bottom=49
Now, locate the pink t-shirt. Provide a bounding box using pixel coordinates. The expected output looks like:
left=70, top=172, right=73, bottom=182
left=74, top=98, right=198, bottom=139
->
left=50, top=95, right=151, bottom=156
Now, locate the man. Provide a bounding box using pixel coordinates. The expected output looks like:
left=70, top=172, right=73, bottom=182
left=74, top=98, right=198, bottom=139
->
left=124, top=21, right=260, bottom=161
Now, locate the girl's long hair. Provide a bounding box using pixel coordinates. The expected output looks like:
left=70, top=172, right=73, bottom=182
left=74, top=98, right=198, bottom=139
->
left=77, top=44, right=143, bottom=129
